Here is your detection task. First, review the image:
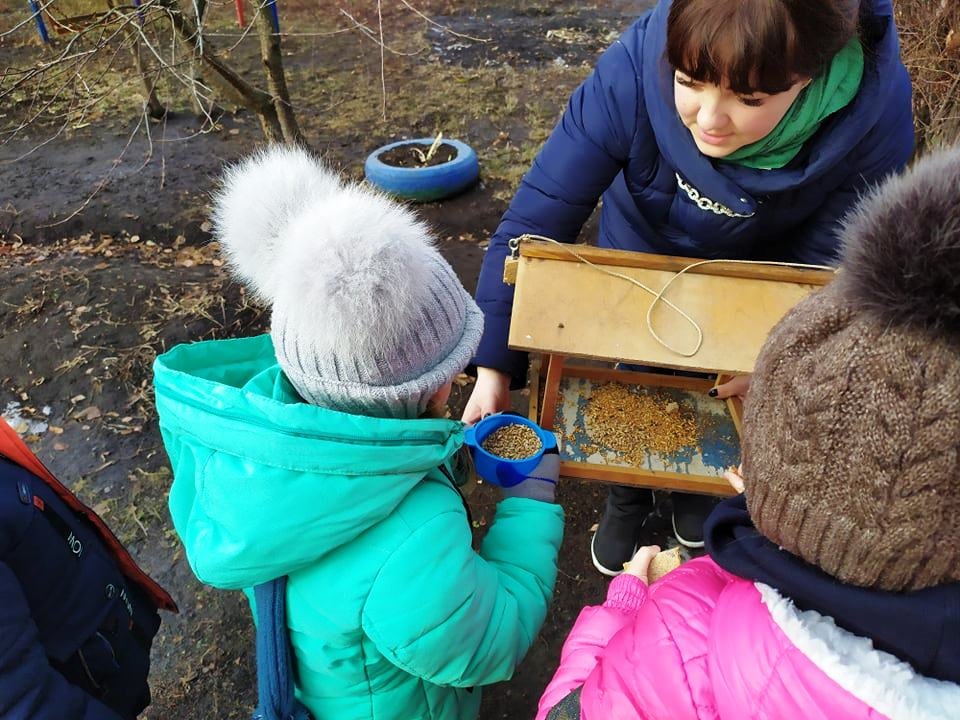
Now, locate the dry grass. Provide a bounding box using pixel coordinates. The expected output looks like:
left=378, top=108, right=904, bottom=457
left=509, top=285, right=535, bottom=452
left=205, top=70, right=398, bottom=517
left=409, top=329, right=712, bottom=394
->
left=896, top=0, right=960, bottom=150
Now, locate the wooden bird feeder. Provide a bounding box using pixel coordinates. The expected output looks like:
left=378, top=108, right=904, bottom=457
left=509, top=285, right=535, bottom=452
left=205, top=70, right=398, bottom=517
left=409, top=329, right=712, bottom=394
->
left=504, top=238, right=834, bottom=496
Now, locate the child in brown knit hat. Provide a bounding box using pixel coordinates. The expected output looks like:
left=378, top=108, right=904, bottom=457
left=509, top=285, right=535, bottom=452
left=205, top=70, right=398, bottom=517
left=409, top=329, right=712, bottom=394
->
left=739, top=145, right=960, bottom=592
left=535, top=146, right=960, bottom=720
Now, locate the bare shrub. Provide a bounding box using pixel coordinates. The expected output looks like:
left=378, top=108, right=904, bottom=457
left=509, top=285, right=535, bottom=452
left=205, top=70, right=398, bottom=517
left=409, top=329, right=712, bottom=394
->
left=896, top=0, right=960, bottom=150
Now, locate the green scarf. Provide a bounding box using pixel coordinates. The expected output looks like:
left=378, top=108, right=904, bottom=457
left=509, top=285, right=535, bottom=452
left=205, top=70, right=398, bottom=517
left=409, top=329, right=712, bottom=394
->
left=723, top=38, right=865, bottom=170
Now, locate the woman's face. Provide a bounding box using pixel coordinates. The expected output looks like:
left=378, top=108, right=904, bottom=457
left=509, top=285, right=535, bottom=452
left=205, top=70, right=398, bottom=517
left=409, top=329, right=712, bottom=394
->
left=674, top=71, right=811, bottom=158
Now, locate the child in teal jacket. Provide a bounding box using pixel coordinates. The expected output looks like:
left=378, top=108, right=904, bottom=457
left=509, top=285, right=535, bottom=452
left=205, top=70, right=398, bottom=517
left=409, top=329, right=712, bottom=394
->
left=154, top=146, right=564, bottom=720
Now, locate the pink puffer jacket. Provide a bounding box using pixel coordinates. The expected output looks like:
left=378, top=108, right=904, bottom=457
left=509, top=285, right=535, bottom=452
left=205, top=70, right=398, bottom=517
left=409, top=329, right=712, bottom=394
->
left=537, top=557, right=960, bottom=720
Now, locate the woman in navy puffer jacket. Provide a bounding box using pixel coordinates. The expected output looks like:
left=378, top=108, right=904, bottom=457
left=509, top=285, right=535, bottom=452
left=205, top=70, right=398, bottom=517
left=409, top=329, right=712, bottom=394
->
left=463, top=0, right=914, bottom=568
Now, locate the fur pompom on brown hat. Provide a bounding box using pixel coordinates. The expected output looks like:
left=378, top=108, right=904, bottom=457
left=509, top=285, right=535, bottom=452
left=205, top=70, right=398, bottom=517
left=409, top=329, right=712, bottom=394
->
left=742, top=146, right=960, bottom=592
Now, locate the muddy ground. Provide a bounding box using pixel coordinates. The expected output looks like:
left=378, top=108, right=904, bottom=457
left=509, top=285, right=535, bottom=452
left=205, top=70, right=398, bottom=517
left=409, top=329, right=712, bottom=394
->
left=0, top=2, right=691, bottom=718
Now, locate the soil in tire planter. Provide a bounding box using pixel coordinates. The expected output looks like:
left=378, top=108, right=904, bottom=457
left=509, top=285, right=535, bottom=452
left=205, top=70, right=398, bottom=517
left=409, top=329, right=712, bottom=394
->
left=378, top=142, right=459, bottom=168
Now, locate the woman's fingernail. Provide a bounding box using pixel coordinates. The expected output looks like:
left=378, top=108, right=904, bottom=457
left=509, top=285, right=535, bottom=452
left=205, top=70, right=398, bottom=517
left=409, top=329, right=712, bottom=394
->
left=708, top=388, right=718, bottom=397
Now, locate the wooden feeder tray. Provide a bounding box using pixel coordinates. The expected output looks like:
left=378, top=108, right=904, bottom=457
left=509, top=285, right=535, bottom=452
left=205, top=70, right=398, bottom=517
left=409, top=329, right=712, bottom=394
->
left=508, top=239, right=834, bottom=495
left=528, top=360, right=743, bottom=496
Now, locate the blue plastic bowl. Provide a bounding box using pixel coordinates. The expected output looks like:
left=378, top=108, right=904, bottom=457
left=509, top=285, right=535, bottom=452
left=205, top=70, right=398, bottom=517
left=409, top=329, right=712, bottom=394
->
left=364, top=138, right=480, bottom=202
left=463, top=414, right=558, bottom=488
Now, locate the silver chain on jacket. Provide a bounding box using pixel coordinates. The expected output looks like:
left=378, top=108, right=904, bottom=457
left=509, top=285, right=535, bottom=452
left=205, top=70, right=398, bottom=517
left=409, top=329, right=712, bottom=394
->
left=675, top=173, right=755, bottom=219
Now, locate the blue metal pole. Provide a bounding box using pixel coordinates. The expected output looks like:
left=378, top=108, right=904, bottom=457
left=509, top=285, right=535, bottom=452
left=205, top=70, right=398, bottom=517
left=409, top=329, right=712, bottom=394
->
left=267, top=0, right=279, bottom=33
left=27, top=0, right=50, bottom=43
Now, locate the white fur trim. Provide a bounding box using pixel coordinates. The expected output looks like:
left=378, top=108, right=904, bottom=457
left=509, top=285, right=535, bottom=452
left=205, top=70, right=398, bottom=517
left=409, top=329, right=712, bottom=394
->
left=756, top=583, right=960, bottom=719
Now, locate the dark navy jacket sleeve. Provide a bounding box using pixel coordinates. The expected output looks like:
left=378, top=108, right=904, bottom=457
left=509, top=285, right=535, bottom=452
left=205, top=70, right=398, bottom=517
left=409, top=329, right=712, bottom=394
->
left=0, top=562, right=122, bottom=720
left=473, top=23, right=649, bottom=379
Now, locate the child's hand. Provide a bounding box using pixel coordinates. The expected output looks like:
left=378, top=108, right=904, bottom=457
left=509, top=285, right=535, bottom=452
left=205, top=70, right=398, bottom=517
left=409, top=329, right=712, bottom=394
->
left=724, top=464, right=745, bottom=494
left=623, top=545, right=661, bottom=584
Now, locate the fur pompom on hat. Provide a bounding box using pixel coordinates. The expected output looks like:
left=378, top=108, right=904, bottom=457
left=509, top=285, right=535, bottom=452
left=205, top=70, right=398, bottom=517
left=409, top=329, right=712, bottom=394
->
left=742, top=146, right=960, bottom=592
left=213, top=145, right=343, bottom=304
left=212, top=146, right=483, bottom=419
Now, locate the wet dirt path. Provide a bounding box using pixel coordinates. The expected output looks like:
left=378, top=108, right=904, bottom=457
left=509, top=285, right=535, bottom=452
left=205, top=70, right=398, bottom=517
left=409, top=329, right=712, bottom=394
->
left=1, top=2, right=667, bottom=717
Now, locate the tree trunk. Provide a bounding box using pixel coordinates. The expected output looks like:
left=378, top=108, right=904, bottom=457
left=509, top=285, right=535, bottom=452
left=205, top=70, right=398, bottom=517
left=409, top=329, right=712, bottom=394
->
left=132, top=36, right=166, bottom=119
left=254, top=2, right=303, bottom=145
left=184, top=0, right=211, bottom=116
left=160, top=0, right=284, bottom=141
left=108, top=0, right=165, bottom=118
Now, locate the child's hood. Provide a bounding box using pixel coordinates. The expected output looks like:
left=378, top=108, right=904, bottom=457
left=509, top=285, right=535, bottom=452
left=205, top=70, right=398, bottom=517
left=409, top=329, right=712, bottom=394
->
left=153, top=334, right=466, bottom=590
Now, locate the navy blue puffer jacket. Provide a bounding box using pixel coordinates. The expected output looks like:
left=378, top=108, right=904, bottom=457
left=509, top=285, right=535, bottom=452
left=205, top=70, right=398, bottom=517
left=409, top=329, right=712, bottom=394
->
left=473, top=0, right=914, bottom=380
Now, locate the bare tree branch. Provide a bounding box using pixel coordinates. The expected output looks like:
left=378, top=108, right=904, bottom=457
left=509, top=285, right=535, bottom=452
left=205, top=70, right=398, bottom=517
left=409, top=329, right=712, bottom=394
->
left=254, top=0, right=302, bottom=144
left=154, top=0, right=284, bottom=138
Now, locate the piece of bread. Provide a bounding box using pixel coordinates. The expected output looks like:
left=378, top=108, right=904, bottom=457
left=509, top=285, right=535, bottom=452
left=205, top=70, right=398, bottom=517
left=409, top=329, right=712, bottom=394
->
left=647, top=547, right=682, bottom=582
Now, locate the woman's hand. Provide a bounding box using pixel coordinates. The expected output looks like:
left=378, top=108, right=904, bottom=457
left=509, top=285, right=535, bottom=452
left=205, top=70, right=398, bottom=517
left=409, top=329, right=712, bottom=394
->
left=623, top=545, right=661, bottom=584
left=461, top=367, right=512, bottom=425
left=711, top=374, right=751, bottom=400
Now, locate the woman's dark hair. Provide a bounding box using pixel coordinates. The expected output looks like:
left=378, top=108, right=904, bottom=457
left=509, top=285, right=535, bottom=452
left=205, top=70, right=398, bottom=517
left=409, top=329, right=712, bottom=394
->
left=666, top=0, right=860, bottom=94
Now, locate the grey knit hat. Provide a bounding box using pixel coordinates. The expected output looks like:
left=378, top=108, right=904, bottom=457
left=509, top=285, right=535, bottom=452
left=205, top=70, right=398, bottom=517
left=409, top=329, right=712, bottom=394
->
left=212, top=145, right=483, bottom=419
left=742, top=146, right=960, bottom=592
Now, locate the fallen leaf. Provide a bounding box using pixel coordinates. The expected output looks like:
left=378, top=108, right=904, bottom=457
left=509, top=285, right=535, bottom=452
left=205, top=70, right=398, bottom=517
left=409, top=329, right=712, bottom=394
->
left=48, top=426, right=64, bottom=434
left=53, top=442, right=68, bottom=451
left=70, top=394, right=85, bottom=403
left=947, top=29, right=959, bottom=54
left=75, top=406, right=102, bottom=421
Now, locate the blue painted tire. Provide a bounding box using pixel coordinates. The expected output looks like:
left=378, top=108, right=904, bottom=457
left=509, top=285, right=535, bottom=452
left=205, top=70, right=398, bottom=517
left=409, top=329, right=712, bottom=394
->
left=364, top=138, right=479, bottom=202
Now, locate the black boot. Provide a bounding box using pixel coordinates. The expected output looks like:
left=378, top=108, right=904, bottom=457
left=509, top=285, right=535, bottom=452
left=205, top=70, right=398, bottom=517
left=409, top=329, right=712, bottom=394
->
left=670, top=493, right=720, bottom=549
left=591, top=485, right=655, bottom=576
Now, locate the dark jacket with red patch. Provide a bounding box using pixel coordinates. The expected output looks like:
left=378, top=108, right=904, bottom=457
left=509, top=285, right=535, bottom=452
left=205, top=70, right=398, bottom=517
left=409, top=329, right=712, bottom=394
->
left=0, top=419, right=176, bottom=720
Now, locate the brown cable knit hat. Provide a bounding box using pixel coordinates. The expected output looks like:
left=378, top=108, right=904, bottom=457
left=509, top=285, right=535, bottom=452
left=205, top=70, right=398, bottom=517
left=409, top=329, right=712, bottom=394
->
left=742, top=146, right=960, bottom=592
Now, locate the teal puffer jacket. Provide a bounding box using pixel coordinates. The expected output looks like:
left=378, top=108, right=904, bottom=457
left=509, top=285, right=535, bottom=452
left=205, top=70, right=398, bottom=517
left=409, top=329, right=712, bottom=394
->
left=154, top=335, right=564, bottom=720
